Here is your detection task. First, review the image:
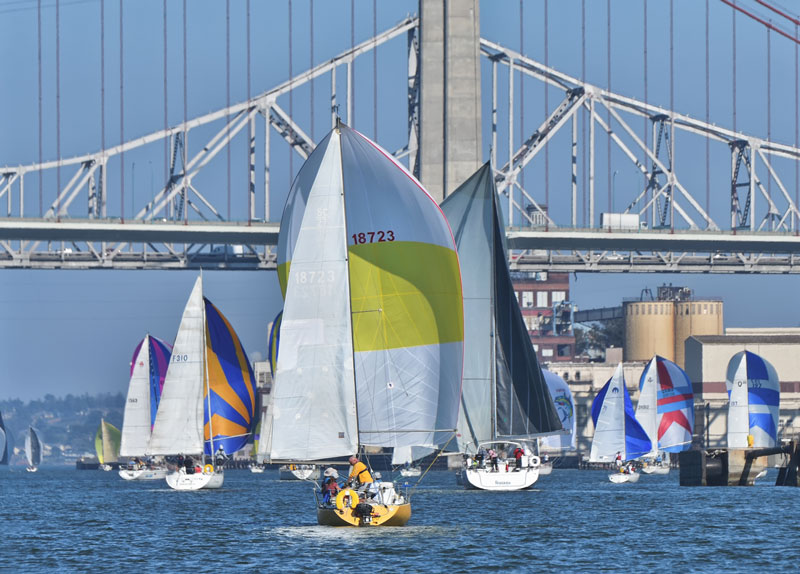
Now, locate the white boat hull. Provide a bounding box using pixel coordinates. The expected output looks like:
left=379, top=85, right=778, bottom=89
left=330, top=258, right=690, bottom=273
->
left=609, top=472, right=640, bottom=483
left=463, top=466, right=539, bottom=491
left=165, top=469, right=224, bottom=491
left=399, top=467, right=421, bottom=477
left=26, top=467, right=38, bottom=473
left=538, top=462, right=553, bottom=475
left=249, top=465, right=265, bottom=474
left=100, top=464, right=113, bottom=472
left=119, top=468, right=170, bottom=481
left=641, top=465, right=669, bottom=475
left=279, top=465, right=320, bottom=481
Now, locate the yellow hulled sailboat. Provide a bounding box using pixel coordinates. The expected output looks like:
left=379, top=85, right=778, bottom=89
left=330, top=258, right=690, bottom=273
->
left=269, top=121, right=464, bottom=527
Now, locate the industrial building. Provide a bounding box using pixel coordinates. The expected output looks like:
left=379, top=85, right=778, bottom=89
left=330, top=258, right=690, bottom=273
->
left=512, top=271, right=576, bottom=363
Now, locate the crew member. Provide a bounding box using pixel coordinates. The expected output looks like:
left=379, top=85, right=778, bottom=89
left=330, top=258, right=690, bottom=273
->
left=348, top=455, right=374, bottom=494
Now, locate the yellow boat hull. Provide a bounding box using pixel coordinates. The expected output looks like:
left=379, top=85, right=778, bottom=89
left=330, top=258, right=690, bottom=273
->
left=317, top=502, right=411, bottom=527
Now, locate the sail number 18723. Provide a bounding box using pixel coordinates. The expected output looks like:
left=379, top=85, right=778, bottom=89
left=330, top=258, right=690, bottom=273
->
left=351, top=230, right=395, bottom=244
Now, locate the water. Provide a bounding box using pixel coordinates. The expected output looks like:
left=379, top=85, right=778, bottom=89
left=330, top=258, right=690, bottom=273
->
left=2, top=468, right=799, bottom=572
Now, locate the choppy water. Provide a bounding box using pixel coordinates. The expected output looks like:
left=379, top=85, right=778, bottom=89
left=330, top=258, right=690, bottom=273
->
left=2, top=467, right=799, bottom=572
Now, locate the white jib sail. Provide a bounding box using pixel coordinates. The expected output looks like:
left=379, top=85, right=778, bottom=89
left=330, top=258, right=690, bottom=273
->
left=590, top=364, right=627, bottom=462
left=635, top=357, right=659, bottom=457
left=147, top=277, right=206, bottom=456
left=269, top=132, right=359, bottom=461
left=120, top=335, right=153, bottom=457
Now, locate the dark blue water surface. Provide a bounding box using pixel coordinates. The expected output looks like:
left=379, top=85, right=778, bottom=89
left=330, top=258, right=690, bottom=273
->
left=2, top=467, right=799, bottom=573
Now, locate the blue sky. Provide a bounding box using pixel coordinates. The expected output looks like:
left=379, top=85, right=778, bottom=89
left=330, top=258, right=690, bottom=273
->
left=1, top=0, right=799, bottom=400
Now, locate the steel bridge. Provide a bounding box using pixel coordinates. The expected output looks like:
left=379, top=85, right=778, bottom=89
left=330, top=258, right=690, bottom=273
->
left=2, top=3, right=800, bottom=273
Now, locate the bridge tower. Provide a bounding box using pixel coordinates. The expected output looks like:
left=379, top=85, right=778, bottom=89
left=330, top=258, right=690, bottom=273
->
left=419, top=0, right=482, bottom=202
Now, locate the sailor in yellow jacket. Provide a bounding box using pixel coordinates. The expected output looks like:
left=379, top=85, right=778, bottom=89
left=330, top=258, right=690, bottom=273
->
left=348, top=455, right=374, bottom=494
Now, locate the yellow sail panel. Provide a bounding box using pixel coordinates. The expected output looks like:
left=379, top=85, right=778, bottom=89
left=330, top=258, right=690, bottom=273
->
left=349, top=241, right=463, bottom=351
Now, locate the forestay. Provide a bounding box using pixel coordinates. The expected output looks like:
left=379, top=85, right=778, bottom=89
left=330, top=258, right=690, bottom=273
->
left=270, top=124, right=463, bottom=461
left=726, top=351, right=780, bottom=448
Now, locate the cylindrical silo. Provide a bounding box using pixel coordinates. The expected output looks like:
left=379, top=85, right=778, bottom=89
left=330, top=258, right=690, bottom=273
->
left=624, top=300, right=675, bottom=362
left=674, top=299, right=723, bottom=368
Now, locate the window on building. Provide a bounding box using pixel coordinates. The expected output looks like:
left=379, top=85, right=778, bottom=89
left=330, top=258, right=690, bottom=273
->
left=552, top=291, right=566, bottom=304
left=542, top=348, right=554, bottom=357
left=574, top=371, right=581, bottom=381
left=537, top=291, right=548, bottom=307
left=522, top=291, right=534, bottom=308
left=557, top=344, right=571, bottom=357
left=514, top=290, right=520, bottom=304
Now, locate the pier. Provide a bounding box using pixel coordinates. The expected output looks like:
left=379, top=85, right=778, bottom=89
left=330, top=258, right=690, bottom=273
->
left=679, top=441, right=800, bottom=487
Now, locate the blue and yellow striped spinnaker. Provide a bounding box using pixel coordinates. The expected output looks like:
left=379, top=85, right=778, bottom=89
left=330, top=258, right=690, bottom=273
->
left=202, top=298, right=257, bottom=456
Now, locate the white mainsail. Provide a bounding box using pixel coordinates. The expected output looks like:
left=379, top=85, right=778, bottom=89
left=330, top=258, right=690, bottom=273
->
left=120, top=336, right=154, bottom=457
left=147, top=277, right=206, bottom=456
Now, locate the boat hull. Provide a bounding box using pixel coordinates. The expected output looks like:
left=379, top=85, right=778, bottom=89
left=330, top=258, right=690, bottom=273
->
left=249, top=465, right=265, bottom=474
left=279, top=465, right=320, bottom=481
left=641, top=465, right=669, bottom=475
left=165, top=469, right=224, bottom=490
left=462, top=466, right=540, bottom=491
left=609, top=472, right=640, bottom=483
left=399, top=467, right=421, bottom=478
left=538, top=462, right=553, bottom=476
left=119, top=468, right=169, bottom=481
left=317, top=502, right=411, bottom=527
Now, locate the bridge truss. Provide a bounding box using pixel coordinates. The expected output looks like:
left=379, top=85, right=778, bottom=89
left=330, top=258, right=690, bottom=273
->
left=2, top=17, right=800, bottom=272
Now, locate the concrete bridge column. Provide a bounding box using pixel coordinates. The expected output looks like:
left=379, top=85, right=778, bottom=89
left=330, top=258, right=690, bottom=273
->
left=419, top=0, right=483, bottom=203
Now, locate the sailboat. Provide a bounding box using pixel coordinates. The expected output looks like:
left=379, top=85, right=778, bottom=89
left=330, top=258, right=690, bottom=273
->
left=95, top=419, right=121, bottom=471
left=146, top=275, right=258, bottom=491
left=590, top=363, right=651, bottom=483
left=119, top=334, right=172, bottom=481
left=0, top=411, right=9, bottom=467
left=25, top=426, right=42, bottom=472
left=538, top=370, right=578, bottom=475
left=269, top=122, right=463, bottom=526
left=391, top=446, right=432, bottom=478
left=440, top=163, right=562, bottom=491
left=635, top=355, right=695, bottom=475
left=726, top=351, right=780, bottom=448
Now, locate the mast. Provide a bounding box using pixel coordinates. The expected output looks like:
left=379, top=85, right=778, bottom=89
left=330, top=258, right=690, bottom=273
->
left=337, top=121, right=360, bottom=454
left=490, top=179, right=498, bottom=442
left=202, top=277, right=215, bottom=462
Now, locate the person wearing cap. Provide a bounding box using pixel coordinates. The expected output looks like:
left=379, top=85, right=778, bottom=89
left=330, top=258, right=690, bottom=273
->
left=320, top=467, right=340, bottom=505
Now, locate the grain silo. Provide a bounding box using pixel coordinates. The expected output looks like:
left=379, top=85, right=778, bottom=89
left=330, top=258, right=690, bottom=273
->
left=623, top=299, right=676, bottom=362
left=623, top=285, right=723, bottom=368
left=674, top=299, right=723, bottom=368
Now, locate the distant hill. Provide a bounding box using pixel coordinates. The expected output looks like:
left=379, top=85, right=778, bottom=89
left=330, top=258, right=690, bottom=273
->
left=0, top=393, right=124, bottom=466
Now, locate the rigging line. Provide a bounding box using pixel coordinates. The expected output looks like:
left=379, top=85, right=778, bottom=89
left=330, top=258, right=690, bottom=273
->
left=644, top=0, right=649, bottom=227
left=119, top=0, right=124, bottom=223
left=706, top=0, right=710, bottom=226
left=544, top=0, right=549, bottom=230
left=56, top=0, right=60, bottom=221
left=755, top=0, right=800, bottom=27
left=310, top=0, right=314, bottom=141
left=796, top=22, right=798, bottom=231
left=606, top=0, right=611, bottom=214
left=350, top=0, right=355, bottom=126
left=163, top=0, right=168, bottom=216
left=519, top=0, right=524, bottom=193
left=768, top=24, right=772, bottom=202
left=408, top=432, right=455, bottom=498
left=288, top=0, right=293, bottom=179
left=373, top=0, right=377, bottom=142
left=719, top=0, right=800, bottom=45
left=226, top=0, right=231, bottom=221
left=246, top=0, right=251, bottom=223
left=182, top=0, right=187, bottom=224
left=38, top=0, right=42, bottom=217
left=732, top=0, right=737, bottom=134
left=581, top=0, right=586, bottom=227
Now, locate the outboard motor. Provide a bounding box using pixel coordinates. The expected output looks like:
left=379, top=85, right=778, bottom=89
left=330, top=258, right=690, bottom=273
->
left=353, top=502, right=374, bottom=526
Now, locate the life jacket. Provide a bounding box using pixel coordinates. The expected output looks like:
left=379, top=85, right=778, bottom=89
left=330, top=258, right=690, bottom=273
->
left=349, top=461, right=374, bottom=484
left=323, top=477, right=339, bottom=493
